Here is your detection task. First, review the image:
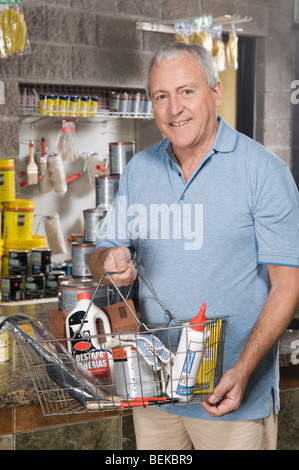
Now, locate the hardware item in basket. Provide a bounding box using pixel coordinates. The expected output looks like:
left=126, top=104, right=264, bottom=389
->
left=166, top=303, right=209, bottom=402
left=65, top=292, right=115, bottom=391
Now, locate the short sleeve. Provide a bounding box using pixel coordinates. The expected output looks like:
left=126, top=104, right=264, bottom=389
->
left=254, top=164, right=299, bottom=267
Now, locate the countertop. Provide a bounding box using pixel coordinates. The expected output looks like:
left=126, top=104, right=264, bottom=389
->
left=0, top=299, right=298, bottom=410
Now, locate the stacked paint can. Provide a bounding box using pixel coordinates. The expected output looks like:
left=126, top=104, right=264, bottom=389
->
left=59, top=212, right=109, bottom=313
left=0, top=197, right=49, bottom=301
left=0, top=162, right=55, bottom=301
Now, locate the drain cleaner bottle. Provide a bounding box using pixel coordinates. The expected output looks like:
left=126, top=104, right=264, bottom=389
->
left=65, top=292, right=115, bottom=391
left=166, top=303, right=209, bottom=402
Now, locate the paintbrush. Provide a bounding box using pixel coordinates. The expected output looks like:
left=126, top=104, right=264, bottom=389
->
left=26, top=140, right=38, bottom=185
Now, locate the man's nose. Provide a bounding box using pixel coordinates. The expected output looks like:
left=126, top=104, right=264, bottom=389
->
left=168, top=95, right=184, bottom=115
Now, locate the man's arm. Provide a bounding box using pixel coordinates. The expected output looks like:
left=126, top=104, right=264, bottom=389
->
left=89, top=246, right=137, bottom=287
left=201, top=265, right=299, bottom=417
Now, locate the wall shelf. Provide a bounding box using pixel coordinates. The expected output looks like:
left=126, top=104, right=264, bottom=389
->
left=18, top=83, right=154, bottom=124
left=136, top=14, right=253, bottom=35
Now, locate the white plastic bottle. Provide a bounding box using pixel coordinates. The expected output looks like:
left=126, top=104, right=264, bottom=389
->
left=65, top=292, right=115, bottom=390
left=167, top=303, right=209, bottom=402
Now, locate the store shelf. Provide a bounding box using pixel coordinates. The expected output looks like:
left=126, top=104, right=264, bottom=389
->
left=136, top=14, right=253, bottom=35
left=18, top=83, right=154, bottom=123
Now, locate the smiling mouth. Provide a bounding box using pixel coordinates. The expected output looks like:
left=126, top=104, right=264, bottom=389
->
left=170, top=119, right=190, bottom=127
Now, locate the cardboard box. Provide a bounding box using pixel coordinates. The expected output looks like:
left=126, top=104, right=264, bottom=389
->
left=48, top=299, right=140, bottom=348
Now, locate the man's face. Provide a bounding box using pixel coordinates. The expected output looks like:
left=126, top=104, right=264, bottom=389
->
left=149, top=53, right=222, bottom=156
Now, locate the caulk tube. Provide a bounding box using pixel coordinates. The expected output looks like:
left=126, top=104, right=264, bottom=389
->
left=65, top=292, right=115, bottom=392
left=166, top=303, right=209, bottom=402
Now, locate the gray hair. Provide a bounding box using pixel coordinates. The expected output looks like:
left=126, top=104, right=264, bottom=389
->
left=147, top=42, right=220, bottom=97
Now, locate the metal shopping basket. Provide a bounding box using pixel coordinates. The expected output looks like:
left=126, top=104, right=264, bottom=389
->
left=0, top=272, right=227, bottom=416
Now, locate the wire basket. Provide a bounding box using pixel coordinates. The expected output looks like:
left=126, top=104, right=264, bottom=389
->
left=17, top=317, right=226, bottom=416
left=1, top=273, right=227, bottom=416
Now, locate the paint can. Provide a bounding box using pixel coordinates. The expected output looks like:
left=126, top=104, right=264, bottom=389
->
left=45, top=270, right=66, bottom=297
left=83, top=208, right=106, bottom=243
left=8, top=249, right=30, bottom=276
left=1, top=275, right=23, bottom=302
left=95, top=175, right=119, bottom=208
left=0, top=159, right=15, bottom=202
left=113, top=346, right=157, bottom=398
left=24, top=274, right=45, bottom=299
left=59, top=278, right=110, bottom=312
left=71, top=243, right=95, bottom=278
left=3, top=199, right=34, bottom=240
left=109, top=141, right=135, bottom=175
left=31, top=248, right=52, bottom=274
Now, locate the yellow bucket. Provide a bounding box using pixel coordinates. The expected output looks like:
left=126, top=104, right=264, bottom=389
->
left=0, top=238, right=3, bottom=280
left=3, top=199, right=35, bottom=240
left=0, top=159, right=16, bottom=202
left=2, top=235, right=47, bottom=276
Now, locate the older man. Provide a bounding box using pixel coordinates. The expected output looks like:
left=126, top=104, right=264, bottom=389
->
left=89, top=43, right=299, bottom=450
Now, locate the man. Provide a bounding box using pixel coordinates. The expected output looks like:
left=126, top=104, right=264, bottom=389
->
left=89, top=43, right=299, bottom=450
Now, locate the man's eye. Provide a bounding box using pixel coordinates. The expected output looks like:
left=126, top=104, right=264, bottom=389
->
left=155, top=94, right=166, bottom=102
left=182, top=89, right=193, bottom=96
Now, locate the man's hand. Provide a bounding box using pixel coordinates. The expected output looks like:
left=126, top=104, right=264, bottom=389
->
left=202, top=265, right=299, bottom=418
left=201, top=367, right=247, bottom=417
left=89, top=246, right=137, bottom=287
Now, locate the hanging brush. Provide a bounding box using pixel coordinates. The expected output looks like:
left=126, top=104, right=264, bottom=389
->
left=26, top=140, right=38, bottom=185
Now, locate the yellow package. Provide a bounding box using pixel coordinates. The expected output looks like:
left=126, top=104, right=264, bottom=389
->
left=194, top=317, right=223, bottom=394
left=0, top=1, right=30, bottom=59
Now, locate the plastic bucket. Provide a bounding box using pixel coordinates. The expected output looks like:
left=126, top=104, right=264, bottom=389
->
left=2, top=235, right=47, bottom=276
left=0, top=159, right=15, bottom=202
left=0, top=238, right=3, bottom=280
left=3, top=199, right=35, bottom=240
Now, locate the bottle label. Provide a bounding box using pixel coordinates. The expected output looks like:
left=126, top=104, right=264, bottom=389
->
left=175, top=350, right=196, bottom=396
left=67, top=309, right=113, bottom=384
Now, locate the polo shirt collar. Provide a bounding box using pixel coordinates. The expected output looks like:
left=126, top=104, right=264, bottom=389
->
left=213, top=116, right=239, bottom=153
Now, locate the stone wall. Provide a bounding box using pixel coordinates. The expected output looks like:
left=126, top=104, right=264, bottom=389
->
left=0, top=0, right=296, bottom=170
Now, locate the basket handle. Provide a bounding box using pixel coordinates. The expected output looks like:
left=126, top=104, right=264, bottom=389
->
left=75, top=272, right=145, bottom=337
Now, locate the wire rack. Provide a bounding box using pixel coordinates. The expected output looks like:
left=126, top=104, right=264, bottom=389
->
left=18, top=83, right=153, bottom=119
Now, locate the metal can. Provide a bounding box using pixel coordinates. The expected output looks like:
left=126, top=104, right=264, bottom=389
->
left=59, top=278, right=110, bottom=312
left=113, top=346, right=157, bottom=398
left=95, top=175, right=120, bottom=208
left=8, top=249, right=30, bottom=276
left=83, top=208, right=106, bottom=243
left=31, top=248, right=52, bottom=274
left=109, top=91, right=120, bottom=112
left=24, top=274, right=45, bottom=299
left=45, top=270, right=66, bottom=297
left=90, top=97, right=99, bottom=116
left=1, top=275, right=23, bottom=302
left=109, top=141, right=135, bottom=175
left=59, top=95, right=68, bottom=116
left=71, top=243, right=95, bottom=278
left=118, top=93, right=128, bottom=113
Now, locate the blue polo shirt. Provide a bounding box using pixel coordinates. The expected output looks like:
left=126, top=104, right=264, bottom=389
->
left=96, top=117, right=299, bottom=421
